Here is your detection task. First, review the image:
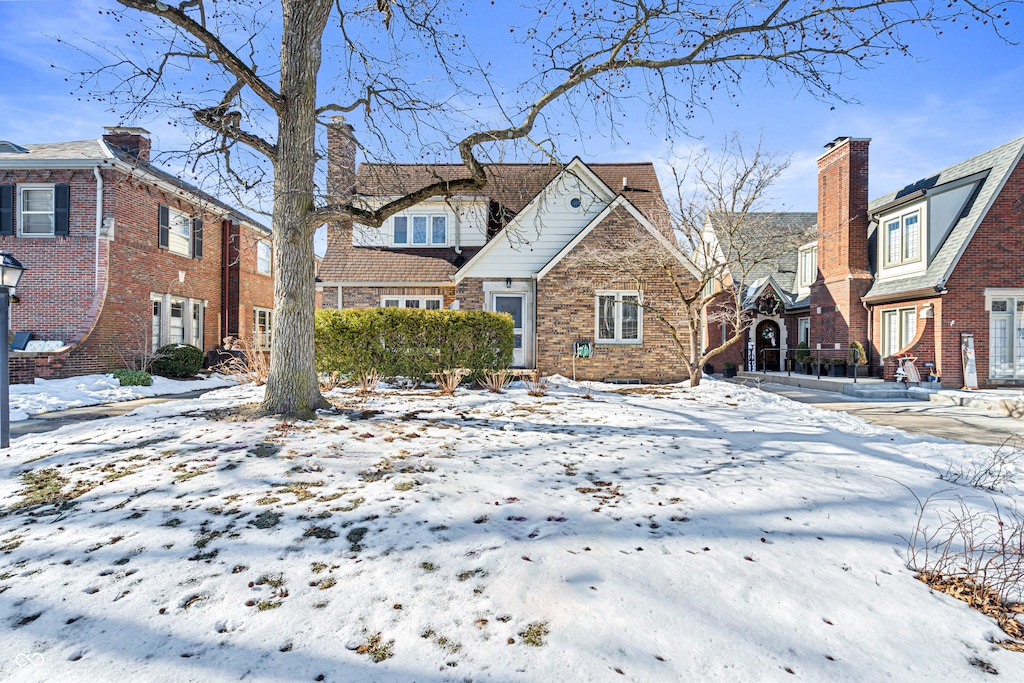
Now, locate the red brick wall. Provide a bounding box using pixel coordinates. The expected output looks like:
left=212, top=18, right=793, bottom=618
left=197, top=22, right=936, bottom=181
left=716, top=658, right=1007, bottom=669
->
left=339, top=286, right=455, bottom=308
left=4, top=165, right=275, bottom=382
left=536, top=208, right=694, bottom=383
left=235, top=224, right=276, bottom=344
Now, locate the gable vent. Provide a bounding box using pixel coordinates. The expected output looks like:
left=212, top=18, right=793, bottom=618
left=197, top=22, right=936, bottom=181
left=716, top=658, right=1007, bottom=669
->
left=0, top=141, right=30, bottom=154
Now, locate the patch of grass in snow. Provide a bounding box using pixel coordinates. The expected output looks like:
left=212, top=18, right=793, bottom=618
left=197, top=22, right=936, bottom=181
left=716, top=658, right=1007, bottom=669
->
left=271, top=481, right=324, bottom=501
left=256, top=496, right=281, bottom=506
left=314, top=576, right=337, bottom=590
left=457, top=568, right=486, bottom=582
left=194, top=530, right=222, bottom=549
left=346, top=527, right=368, bottom=550
left=420, top=562, right=438, bottom=572
left=100, top=462, right=144, bottom=482
left=334, top=497, right=364, bottom=512
left=163, top=518, right=183, bottom=527
left=421, top=629, right=462, bottom=653
left=13, top=469, right=95, bottom=509
left=518, top=622, right=550, bottom=647
left=305, top=525, right=339, bottom=540
left=1, top=535, right=25, bottom=553
left=256, top=600, right=282, bottom=611
left=258, top=573, right=285, bottom=588
left=394, top=480, right=416, bottom=491
left=170, top=462, right=216, bottom=482
left=181, top=594, right=208, bottom=610
left=317, top=492, right=344, bottom=502
left=314, top=601, right=328, bottom=609
left=311, top=562, right=329, bottom=573
left=249, top=511, right=282, bottom=529
left=359, top=460, right=396, bottom=482
left=356, top=633, right=394, bottom=663
left=250, top=442, right=281, bottom=458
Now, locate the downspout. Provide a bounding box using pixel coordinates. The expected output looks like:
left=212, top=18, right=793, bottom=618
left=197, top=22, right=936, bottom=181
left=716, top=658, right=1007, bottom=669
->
left=862, top=299, right=872, bottom=367
left=93, top=166, right=103, bottom=290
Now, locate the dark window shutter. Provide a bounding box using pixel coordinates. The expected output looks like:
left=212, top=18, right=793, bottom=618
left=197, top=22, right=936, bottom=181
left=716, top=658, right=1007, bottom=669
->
left=0, top=185, right=12, bottom=235
left=158, top=204, right=169, bottom=249
left=54, top=183, right=70, bottom=236
left=192, top=217, right=203, bottom=259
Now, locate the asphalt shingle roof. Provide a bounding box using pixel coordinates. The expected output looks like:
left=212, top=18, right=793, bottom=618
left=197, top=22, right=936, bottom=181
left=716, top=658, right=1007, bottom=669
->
left=864, top=135, right=1024, bottom=300
left=321, top=160, right=668, bottom=284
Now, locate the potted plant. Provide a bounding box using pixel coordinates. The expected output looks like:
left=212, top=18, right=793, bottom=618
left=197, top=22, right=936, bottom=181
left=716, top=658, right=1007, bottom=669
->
left=828, top=357, right=848, bottom=377
left=847, top=341, right=869, bottom=378
left=794, top=342, right=811, bottom=374
left=723, top=362, right=737, bottom=378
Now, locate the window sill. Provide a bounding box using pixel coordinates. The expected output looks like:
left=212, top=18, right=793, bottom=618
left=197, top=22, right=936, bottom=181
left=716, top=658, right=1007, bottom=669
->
left=596, top=340, right=643, bottom=346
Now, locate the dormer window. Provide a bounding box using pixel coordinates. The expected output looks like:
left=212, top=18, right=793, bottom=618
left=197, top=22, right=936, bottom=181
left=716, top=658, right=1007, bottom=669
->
left=883, top=210, right=921, bottom=267
left=393, top=214, right=447, bottom=246
left=798, top=244, right=818, bottom=288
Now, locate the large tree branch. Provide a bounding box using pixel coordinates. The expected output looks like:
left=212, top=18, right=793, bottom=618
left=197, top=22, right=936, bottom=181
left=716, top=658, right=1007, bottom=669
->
left=116, top=0, right=284, bottom=112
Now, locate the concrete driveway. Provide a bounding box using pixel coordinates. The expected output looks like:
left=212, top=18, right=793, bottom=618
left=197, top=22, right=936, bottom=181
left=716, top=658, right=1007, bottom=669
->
left=757, top=382, right=1024, bottom=447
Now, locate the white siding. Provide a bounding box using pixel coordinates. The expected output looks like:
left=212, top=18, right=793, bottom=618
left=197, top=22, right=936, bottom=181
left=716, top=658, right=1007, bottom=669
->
left=458, top=168, right=612, bottom=279
left=352, top=198, right=489, bottom=248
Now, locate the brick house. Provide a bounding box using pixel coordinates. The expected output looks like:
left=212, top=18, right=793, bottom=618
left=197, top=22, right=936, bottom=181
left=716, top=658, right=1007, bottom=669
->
left=707, top=134, right=1024, bottom=389
left=0, top=127, right=275, bottom=383
left=318, top=120, right=698, bottom=383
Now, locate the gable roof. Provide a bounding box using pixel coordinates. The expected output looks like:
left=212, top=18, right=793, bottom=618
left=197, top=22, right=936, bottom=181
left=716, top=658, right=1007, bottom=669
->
left=536, top=195, right=699, bottom=280
left=0, top=137, right=269, bottom=232
left=322, top=158, right=670, bottom=285
left=864, top=135, right=1024, bottom=301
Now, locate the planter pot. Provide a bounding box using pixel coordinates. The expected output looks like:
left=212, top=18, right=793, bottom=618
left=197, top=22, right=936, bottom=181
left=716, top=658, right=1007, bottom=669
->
left=723, top=368, right=737, bottom=378
left=828, top=364, right=847, bottom=377
left=846, top=365, right=870, bottom=378
left=794, top=362, right=809, bottom=374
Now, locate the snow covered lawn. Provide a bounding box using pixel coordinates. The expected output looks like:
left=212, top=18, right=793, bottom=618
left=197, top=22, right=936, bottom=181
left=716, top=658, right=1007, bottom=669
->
left=1, top=378, right=1021, bottom=681
left=8, top=373, right=235, bottom=422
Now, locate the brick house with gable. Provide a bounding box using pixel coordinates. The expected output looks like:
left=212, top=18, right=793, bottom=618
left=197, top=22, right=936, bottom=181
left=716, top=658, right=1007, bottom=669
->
left=708, top=134, right=1024, bottom=389
left=0, top=127, right=275, bottom=383
left=318, top=120, right=699, bottom=383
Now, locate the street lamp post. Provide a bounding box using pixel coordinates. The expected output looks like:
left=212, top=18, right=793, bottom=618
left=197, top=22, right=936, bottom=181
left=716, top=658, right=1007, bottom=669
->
left=1, top=251, right=27, bottom=450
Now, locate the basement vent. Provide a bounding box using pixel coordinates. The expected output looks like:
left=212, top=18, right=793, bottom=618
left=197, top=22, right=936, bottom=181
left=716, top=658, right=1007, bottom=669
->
left=602, top=378, right=642, bottom=385
left=0, top=141, right=29, bottom=154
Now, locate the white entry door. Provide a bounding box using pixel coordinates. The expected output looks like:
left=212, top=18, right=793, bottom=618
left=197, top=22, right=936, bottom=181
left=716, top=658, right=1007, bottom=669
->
left=492, top=293, right=527, bottom=367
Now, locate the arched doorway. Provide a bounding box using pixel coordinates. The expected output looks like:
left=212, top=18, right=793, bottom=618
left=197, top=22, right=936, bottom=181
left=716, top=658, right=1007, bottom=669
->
left=756, top=320, right=781, bottom=371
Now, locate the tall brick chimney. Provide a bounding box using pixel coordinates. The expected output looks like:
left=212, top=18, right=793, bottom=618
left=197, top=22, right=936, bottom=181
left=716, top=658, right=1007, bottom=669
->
left=810, top=137, right=873, bottom=349
left=102, top=126, right=151, bottom=162
left=326, top=116, right=357, bottom=252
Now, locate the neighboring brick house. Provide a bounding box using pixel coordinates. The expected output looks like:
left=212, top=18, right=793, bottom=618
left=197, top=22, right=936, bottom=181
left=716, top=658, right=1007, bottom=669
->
left=0, top=127, right=275, bottom=383
left=707, top=134, right=1024, bottom=389
left=318, top=120, right=698, bottom=382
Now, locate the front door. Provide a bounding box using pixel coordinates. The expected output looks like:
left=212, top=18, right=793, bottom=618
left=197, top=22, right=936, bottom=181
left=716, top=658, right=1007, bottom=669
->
left=756, top=320, right=781, bottom=371
left=493, top=293, right=527, bottom=367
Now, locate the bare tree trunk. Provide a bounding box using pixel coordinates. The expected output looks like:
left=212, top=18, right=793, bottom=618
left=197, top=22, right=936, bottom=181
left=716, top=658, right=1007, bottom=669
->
left=260, top=0, right=333, bottom=418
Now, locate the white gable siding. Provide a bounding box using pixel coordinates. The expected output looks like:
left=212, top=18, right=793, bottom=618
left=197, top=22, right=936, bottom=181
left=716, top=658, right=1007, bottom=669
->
left=352, top=198, right=489, bottom=248
left=457, top=169, right=612, bottom=279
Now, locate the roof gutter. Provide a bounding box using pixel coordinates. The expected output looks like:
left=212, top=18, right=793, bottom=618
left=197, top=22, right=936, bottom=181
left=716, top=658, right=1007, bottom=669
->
left=861, top=286, right=946, bottom=305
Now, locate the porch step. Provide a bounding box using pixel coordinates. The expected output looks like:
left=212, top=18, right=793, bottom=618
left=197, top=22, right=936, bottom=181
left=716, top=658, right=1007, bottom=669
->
left=735, top=372, right=934, bottom=401
left=842, top=383, right=920, bottom=400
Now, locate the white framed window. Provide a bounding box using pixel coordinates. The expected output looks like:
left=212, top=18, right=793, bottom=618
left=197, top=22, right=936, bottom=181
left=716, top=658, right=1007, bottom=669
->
left=881, top=306, right=917, bottom=358
left=151, top=293, right=205, bottom=350
left=798, top=245, right=818, bottom=288
left=19, top=185, right=55, bottom=235
left=392, top=214, right=447, bottom=246
left=883, top=210, right=922, bottom=267
left=381, top=296, right=442, bottom=310
left=988, top=295, right=1024, bottom=378
left=167, top=207, right=192, bottom=257
left=596, top=291, right=642, bottom=344
left=257, top=240, right=272, bottom=275
left=797, top=317, right=810, bottom=346
left=254, top=307, right=273, bottom=349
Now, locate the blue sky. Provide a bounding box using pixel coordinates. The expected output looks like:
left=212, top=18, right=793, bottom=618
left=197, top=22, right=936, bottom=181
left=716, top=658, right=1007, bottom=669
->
left=1, top=0, right=1023, bottom=214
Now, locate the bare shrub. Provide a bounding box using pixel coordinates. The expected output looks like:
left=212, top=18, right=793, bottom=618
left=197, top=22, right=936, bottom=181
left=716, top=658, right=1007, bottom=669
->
left=479, top=369, right=513, bottom=394
left=941, top=435, right=1023, bottom=492
left=525, top=376, right=550, bottom=397
left=220, top=336, right=270, bottom=386
left=431, top=368, right=471, bottom=396
left=578, top=382, right=594, bottom=400
left=112, top=311, right=168, bottom=372
left=319, top=371, right=343, bottom=393
left=904, top=493, right=1024, bottom=650
left=356, top=369, right=381, bottom=396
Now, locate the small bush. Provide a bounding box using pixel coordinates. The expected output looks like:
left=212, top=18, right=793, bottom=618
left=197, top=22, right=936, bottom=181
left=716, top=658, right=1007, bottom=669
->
left=432, top=368, right=471, bottom=395
left=480, top=369, right=514, bottom=393
left=848, top=340, right=866, bottom=366
left=151, top=344, right=204, bottom=378
left=795, top=342, right=810, bottom=363
left=111, top=369, right=153, bottom=387
left=525, top=376, right=551, bottom=397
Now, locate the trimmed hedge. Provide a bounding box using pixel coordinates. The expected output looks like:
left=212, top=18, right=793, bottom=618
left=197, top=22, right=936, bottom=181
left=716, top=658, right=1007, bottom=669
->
left=151, top=344, right=205, bottom=378
left=315, top=308, right=514, bottom=383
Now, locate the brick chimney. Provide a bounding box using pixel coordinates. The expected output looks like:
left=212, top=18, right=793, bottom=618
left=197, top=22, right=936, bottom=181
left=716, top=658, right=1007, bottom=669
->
left=102, top=126, right=151, bottom=162
left=326, top=116, right=357, bottom=252
left=810, top=136, right=873, bottom=349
